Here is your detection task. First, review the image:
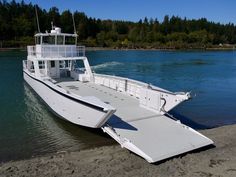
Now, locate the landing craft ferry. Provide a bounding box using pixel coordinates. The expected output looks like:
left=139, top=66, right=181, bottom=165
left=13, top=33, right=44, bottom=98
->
left=23, top=26, right=213, bottom=163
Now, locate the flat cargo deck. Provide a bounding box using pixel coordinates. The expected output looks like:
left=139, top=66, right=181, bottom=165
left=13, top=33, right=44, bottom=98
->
left=57, top=80, right=213, bottom=163
left=57, top=80, right=157, bottom=123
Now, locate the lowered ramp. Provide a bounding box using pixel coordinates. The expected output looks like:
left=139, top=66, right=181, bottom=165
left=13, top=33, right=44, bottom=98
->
left=102, top=114, right=213, bottom=163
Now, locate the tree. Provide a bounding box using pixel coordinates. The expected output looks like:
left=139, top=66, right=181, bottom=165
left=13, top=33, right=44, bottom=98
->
left=48, top=7, right=60, bottom=27
left=0, top=0, right=236, bottom=48
left=60, top=10, right=73, bottom=33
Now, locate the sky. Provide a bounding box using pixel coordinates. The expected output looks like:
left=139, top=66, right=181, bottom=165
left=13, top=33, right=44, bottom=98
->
left=15, top=0, right=236, bottom=24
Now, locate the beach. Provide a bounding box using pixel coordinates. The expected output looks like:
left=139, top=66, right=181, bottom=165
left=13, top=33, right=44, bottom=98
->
left=0, top=124, right=235, bottom=177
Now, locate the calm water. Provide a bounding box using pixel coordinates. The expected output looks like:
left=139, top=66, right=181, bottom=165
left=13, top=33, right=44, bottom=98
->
left=0, top=50, right=236, bottom=162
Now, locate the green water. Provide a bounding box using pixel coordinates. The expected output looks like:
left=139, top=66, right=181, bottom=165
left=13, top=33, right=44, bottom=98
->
left=0, top=50, right=113, bottom=162
left=0, top=49, right=236, bottom=162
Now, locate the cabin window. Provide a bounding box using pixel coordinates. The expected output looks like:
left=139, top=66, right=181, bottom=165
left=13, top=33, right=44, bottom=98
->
left=75, top=60, right=85, bottom=68
left=35, top=37, right=40, bottom=44
left=73, top=60, right=85, bottom=73
left=30, top=64, right=34, bottom=70
left=42, top=36, right=48, bottom=44
left=50, top=61, right=55, bottom=68
left=42, top=36, right=55, bottom=45
left=65, top=60, right=71, bottom=68
left=65, top=36, right=76, bottom=45
left=38, top=61, right=45, bottom=69
left=57, top=36, right=64, bottom=45
left=59, top=61, right=65, bottom=68
left=58, top=60, right=71, bottom=69
left=27, top=61, right=35, bottom=73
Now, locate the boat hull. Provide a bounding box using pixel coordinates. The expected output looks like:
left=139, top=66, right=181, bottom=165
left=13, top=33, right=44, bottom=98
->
left=23, top=71, right=113, bottom=128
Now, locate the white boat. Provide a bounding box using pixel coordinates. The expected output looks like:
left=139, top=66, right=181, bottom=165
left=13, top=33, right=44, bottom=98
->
left=23, top=25, right=213, bottom=163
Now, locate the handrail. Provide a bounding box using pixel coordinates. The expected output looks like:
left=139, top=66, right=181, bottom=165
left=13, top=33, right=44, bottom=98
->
left=94, top=73, right=190, bottom=114
left=22, top=60, right=35, bottom=73
left=27, top=46, right=36, bottom=56
left=22, top=60, right=27, bottom=70
left=94, top=73, right=148, bottom=87
left=27, top=45, right=85, bottom=58
left=94, top=73, right=147, bottom=98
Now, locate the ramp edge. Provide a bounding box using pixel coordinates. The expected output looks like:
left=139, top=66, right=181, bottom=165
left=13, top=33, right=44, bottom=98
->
left=102, top=126, right=153, bottom=162
left=102, top=124, right=214, bottom=163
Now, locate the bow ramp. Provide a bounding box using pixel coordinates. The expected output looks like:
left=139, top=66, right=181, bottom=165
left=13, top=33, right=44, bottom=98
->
left=102, top=114, right=213, bottom=163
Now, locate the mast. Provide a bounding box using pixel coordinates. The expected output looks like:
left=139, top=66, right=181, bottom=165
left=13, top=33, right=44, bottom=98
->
left=72, top=14, right=78, bottom=45
left=72, top=14, right=76, bottom=34
left=35, top=5, right=40, bottom=33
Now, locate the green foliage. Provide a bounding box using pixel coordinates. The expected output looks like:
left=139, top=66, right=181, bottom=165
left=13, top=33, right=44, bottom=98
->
left=0, top=0, right=236, bottom=49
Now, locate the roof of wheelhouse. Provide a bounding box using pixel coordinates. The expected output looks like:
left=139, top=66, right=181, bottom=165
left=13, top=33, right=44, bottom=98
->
left=34, top=26, right=78, bottom=37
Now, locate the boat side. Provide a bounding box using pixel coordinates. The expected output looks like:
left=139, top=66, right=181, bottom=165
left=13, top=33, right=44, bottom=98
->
left=23, top=70, right=115, bottom=128
left=94, top=73, right=191, bottom=114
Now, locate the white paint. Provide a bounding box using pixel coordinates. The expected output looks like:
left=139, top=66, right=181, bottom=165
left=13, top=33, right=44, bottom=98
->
left=24, top=71, right=115, bottom=128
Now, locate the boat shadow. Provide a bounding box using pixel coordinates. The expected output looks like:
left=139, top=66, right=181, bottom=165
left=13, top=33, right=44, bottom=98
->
left=52, top=115, right=112, bottom=140
left=107, top=115, right=138, bottom=130
left=106, top=109, right=213, bottom=131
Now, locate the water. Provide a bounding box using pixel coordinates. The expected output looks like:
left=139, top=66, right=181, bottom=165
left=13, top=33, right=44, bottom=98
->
left=0, top=50, right=236, bottom=162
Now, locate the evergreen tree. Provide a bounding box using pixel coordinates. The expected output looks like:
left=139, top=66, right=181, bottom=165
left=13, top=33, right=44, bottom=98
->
left=0, top=0, right=235, bottom=48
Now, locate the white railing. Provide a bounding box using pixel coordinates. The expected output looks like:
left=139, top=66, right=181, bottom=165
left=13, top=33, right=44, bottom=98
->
left=27, top=45, right=85, bottom=58
left=22, top=60, right=35, bottom=73
left=94, top=74, right=190, bottom=113
left=94, top=74, right=148, bottom=98
left=23, top=60, right=27, bottom=70
left=27, top=46, right=36, bottom=56
left=77, top=46, right=85, bottom=57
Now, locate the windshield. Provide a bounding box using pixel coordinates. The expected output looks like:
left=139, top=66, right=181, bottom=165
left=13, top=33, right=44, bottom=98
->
left=40, top=35, right=76, bottom=45
left=42, top=36, right=55, bottom=45
left=65, top=36, right=76, bottom=44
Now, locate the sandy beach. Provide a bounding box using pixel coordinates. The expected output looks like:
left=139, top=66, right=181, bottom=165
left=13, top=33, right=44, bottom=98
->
left=0, top=124, right=236, bottom=177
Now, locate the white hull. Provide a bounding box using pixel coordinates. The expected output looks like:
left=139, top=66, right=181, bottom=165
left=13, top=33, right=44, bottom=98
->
left=23, top=71, right=115, bottom=128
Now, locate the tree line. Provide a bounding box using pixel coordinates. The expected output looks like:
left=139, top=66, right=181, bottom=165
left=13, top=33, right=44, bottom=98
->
left=0, top=0, right=236, bottom=49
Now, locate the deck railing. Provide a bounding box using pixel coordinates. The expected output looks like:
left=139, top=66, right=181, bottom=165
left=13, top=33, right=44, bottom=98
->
left=27, top=46, right=36, bottom=56
left=27, top=45, right=85, bottom=58
left=94, top=73, right=183, bottom=113
left=94, top=74, right=149, bottom=98
left=22, top=60, right=27, bottom=70
left=22, top=60, right=35, bottom=73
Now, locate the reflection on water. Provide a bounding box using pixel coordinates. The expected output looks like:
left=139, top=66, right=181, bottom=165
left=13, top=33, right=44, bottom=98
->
left=0, top=83, right=113, bottom=163
left=23, top=83, right=113, bottom=152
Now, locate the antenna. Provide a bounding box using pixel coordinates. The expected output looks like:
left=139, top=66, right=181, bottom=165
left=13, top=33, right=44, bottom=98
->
left=51, top=21, right=54, bottom=30
left=35, top=5, right=40, bottom=33
left=72, top=14, right=77, bottom=34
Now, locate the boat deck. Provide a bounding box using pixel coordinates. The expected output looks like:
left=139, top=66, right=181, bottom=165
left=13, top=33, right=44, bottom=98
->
left=57, top=79, right=213, bottom=163
left=57, top=79, right=159, bottom=124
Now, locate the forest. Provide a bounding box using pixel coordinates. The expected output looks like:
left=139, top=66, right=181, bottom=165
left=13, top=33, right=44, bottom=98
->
left=0, top=0, right=236, bottom=49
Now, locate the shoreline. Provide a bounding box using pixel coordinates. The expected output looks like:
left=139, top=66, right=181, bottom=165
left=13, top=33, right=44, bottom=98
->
left=0, top=46, right=236, bottom=52
left=0, top=124, right=235, bottom=177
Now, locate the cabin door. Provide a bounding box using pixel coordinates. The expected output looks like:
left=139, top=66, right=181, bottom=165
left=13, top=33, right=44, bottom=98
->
left=49, top=61, right=57, bottom=78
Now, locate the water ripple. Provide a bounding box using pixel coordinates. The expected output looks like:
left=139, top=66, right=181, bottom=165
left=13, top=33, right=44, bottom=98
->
left=91, top=61, right=123, bottom=70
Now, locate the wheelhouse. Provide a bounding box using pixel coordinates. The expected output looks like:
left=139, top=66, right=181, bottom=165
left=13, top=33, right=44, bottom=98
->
left=34, top=27, right=78, bottom=45
left=24, top=26, right=93, bottom=82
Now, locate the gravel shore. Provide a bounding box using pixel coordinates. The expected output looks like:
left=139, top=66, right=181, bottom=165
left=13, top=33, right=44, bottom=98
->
left=0, top=124, right=236, bottom=177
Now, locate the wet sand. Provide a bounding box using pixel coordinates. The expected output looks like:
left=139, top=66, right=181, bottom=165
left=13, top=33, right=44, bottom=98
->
left=0, top=124, right=236, bottom=177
